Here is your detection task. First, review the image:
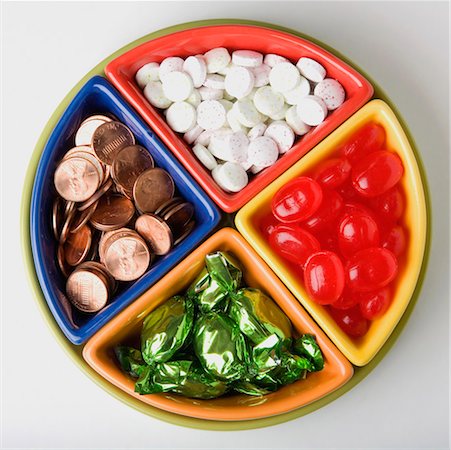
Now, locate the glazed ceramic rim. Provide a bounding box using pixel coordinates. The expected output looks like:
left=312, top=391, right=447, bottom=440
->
left=20, top=19, right=431, bottom=431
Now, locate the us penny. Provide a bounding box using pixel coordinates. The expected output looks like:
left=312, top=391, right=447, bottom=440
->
left=111, top=145, right=154, bottom=197
left=78, top=178, right=113, bottom=212
left=135, top=214, right=173, bottom=256
left=154, top=196, right=183, bottom=217
left=163, top=202, right=194, bottom=237
left=92, top=121, right=135, bottom=165
left=89, top=194, right=135, bottom=231
left=173, top=220, right=196, bottom=246
left=133, top=168, right=175, bottom=214
left=64, top=224, right=92, bottom=266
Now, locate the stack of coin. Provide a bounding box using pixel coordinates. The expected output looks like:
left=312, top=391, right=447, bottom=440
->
left=52, top=114, right=195, bottom=313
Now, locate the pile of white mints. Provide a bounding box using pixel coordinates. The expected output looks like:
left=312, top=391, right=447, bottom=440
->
left=135, top=49, right=345, bottom=193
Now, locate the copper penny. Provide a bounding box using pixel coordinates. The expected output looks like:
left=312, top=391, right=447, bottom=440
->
left=59, top=204, right=77, bottom=244
left=103, top=231, right=150, bottom=281
left=54, top=156, right=100, bottom=202
left=66, top=268, right=109, bottom=313
left=57, top=244, right=72, bottom=278
left=163, top=202, right=194, bottom=237
left=173, top=220, right=195, bottom=246
left=78, top=178, right=113, bottom=212
left=77, top=261, right=115, bottom=294
left=76, top=118, right=110, bottom=147
left=64, top=224, right=92, bottom=266
left=154, top=196, right=183, bottom=217
left=89, top=194, right=135, bottom=231
left=71, top=199, right=99, bottom=233
left=133, top=168, right=175, bottom=214
left=52, top=196, right=65, bottom=240
left=111, top=145, right=154, bottom=197
left=64, top=151, right=105, bottom=183
left=92, top=121, right=135, bottom=165
left=135, top=214, right=173, bottom=256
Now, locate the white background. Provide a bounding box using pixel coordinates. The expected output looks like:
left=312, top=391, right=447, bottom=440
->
left=1, top=2, right=449, bottom=449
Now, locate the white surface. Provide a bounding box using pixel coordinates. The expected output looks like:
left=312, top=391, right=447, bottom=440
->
left=1, top=2, right=449, bottom=449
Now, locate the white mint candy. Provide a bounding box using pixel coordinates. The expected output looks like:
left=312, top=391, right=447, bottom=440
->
left=247, top=136, right=279, bottom=168
left=250, top=165, right=265, bottom=174
left=264, top=120, right=295, bottom=154
left=159, top=57, right=184, bottom=80
left=143, top=81, right=172, bottom=109
left=135, top=62, right=160, bottom=88
left=199, top=86, right=223, bottom=101
left=241, top=160, right=253, bottom=171
left=232, top=50, right=263, bottom=68
left=233, top=99, right=262, bottom=128
left=166, top=102, right=197, bottom=133
left=183, top=125, right=204, bottom=145
left=162, top=71, right=193, bottom=102
left=195, top=130, right=213, bottom=147
left=283, top=75, right=310, bottom=105
left=186, top=89, right=202, bottom=108
left=204, top=48, right=231, bottom=73
left=192, top=143, right=217, bottom=170
left=269, top=103, right=289, bottom=121
left=197, top=100, right=227, bottom=130
left=217, top=63, right=234, bottom=76
left=224, top=130, right=249, bottom=163
left=183, top=55, right=207, bottom=88
left=296, top=57, right=326, bottom=83
left=269, top=62, right=301, bottom=93
left=314, top=78, right=345, bottom=110
left=208, top=128, right=233, bottom=159
left=248, top=123, right=267, bottom=140
left=227, top=109, right=248, bottom=132
left=264, top=54, right=289, bottom=68
left=296, top=95, right=328, bottom=126
left=285, top=105, right=311, bottom=136
left=219, top=99, right=233, bottom=111
left=252, top=64, right=271, bottom=87
left=224, top=66, right=255, bottom=99
left=212, top=162, right=248, bottom=193
left=253, top=86, right=285, bottom=117
left=204, top=74, right=225, bottom=90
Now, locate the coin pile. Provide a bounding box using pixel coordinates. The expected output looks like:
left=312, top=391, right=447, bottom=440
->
left=52, top=114, right=195, bottom=313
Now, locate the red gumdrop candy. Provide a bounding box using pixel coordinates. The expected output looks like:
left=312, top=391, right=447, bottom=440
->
left=329, top=305, right=369, bottom=337
left=331, top=288, right=361, bottom=310
left=343, top=201, right=376, bottom=220
left=359, top=287, right=391, bottom=320
left=369, top=186, right=405, bottom=224
left=352, top=150, right=404, bottom=198
left=303, top=190, right=344, bottom=233
left=338, top=212, right=380, bottom=258
left=304, top=251, right=345, bottom=305
left=346, top=247, right=398, bottom=292
left=338, top=180, right=361, bottom=202
left=381, top=225, right=407, bottom=257
left=269, top=224, right=320, bottom=267
left=314, top=157, right=352, bottom=189
left=315, top=225, right=340, bottom=254
left=340, top=122, right=386, bottom=163
left=272, top=177, right=323, bottom=223
left=259, top=214, right=280, bottom=238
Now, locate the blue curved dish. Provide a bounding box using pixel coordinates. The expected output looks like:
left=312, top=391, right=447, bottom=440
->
left=30, top=76, right=221, bottom=344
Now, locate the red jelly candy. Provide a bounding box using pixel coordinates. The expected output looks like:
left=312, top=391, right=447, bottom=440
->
left=272, top=177, right=323, bottom=223
left=369, top=186, right=405, bottom=224
left=340, top=122, right=386, bottom=163
left=315, top=225, right=340, bottom=254
left=269, top=224, right=320, bottom=267
left=338, top=212, right=380, bottom=258
left=329, top=305, right=369, bottom=337
left=314, top=157, right=351, bottom=189
left=304, top=251, right=345, bottom=305
left=343, top=201, right=376, bottom=220
left=346, top=247, right=398, bottom=292
left=338, top=180, right=360, bottom=202
left=303, top=190, right=344, bottom=232
left=352, top=150, right=404, bottom=198
left=381, top=225, right=406, bottom=257
left=259, top=214, right=280, bottom=238
left=331, top=288, right=360, bottom=310
left=358, top=287, right=391, bottom=320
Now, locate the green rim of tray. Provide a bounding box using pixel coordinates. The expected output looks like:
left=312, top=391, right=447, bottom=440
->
left=20, top=18, right=431, bottom=431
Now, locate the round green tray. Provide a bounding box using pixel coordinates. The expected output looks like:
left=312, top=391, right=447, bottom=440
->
left=20, top=19, right=431, bottom=431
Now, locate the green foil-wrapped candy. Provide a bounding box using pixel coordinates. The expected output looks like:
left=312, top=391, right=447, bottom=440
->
left=134, top=360, right=228, bottom=399
left=141, top=295, right=194, bottom=366
left=189, top=252, right=243, bottom=312
left=234, top=381, right=274, bottom=396
left=250, top=333, right=283, bottom=375
left=115, top=346, right=146, bottom=378
left=228, top=288, right=292, bottom=344
left=293, top=334, right=324, bottom=371
left=193, top=312, right=248, bottom=381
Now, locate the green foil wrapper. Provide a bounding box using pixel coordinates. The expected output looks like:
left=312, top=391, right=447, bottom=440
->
left=134, top=360, right=228, bottom=399
left=141, top=295, right=194, bottom=366
left=228, top=288, right=292, bottom=344
left=115, top=346, right=146, bottom=378
left=193, top=312, right=248, bottom=381
left=233, top=381, right=274, bottom=396
left=293, top=334, right=324, bottom=371
left=189, top=252, right=242, bottom=312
